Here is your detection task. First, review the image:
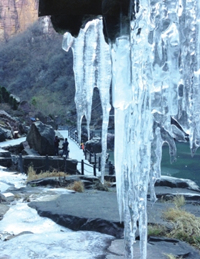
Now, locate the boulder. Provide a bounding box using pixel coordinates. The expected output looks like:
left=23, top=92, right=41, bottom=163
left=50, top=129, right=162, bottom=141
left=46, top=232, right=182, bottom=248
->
left=84, top=134, right=114, bottom=152
left=2, top=143, right=24, bottom=155
left=85, top=137, right=102, bottom=153
left=26, top=121, right=55, bottom=156
left=0, top=148, right=12, bottom=167
left=0, top=110, right=20, bottom=139
left=0, top=127, right=12, bottom=142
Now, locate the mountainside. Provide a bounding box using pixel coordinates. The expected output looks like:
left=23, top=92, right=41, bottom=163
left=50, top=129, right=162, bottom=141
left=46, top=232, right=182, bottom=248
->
left=0, top=0, right=39, bottom=42
left=0, top=19, right=106, bottom=127
left=0, top=20, right=78, bottom=125
left=0, top=2, right=110, bottom=128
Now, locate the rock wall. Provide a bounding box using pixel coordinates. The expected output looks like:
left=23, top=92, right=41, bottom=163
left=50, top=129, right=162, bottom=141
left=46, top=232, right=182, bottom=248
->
left=0, top=0, right=39, bottom=41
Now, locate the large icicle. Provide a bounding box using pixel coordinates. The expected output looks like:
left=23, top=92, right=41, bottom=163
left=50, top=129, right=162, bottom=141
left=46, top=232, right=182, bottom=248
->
left=62, top=18, right=111, bottom=182
left=62, top=20, right=99, bottom=142
left=96, top=19, right=112, bottom=183
left=111, top=36, right=132, bottom=223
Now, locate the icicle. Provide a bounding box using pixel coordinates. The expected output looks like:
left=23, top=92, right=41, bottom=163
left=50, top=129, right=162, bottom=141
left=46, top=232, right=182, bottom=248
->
left=62, top=20, right=99, bottom=142
left=190, top=0, right=200, bottom=154
left=96, top=19, right=112, bottom=183
left=150, top=122, right=162, bottom=203
left=176, top=0, right=200, bottom=155
left=62, top=29, right=85, bottom=142
left=63, top=19, right=111, bottom=183
left=111, top=35, right=132, bottom=222
left=126, top=0, right=153, bottom=257
left=82, top=20, right=98, bottom=139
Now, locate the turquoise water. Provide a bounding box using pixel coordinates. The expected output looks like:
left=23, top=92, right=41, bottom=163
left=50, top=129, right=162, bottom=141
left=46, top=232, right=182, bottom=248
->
left=108, top=141, right=200, bottom=187
left=162, top=142, right=200, bottom=187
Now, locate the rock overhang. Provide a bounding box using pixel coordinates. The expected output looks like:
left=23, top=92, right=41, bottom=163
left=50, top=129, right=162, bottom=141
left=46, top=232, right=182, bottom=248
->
left=38, top=0, right=132, bottom=43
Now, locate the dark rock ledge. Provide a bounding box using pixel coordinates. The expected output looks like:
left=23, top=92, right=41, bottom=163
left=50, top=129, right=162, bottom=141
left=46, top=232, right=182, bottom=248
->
left=1, top=175, right=200, bottom=258
left=28, top=190, right=124, bottom=238
left=26, top=175, right=200, bottom=259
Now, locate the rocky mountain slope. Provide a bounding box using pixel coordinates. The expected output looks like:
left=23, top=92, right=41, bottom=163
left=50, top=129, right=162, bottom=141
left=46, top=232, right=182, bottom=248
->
left=0, top=20, right=107, bottom=129
left=0, top=20, right=78, bottom=125
left=0, top=2, right=112, bottom=129
left=0, top=0, right=39, bottom=41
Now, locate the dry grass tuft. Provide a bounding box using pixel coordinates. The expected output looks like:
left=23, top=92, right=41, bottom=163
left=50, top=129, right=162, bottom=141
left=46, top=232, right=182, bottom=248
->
left=67, top=181, right=84, bottom=192
left=163, top=205, right=200, bottom=249
left=163, top=254, right=183, bottom=259
left=148, top=224, right=166, bottom=237
left=173, top=195, right=185, bottom=208
left=163, top=254, right=175, bottom=259
left=26, top=166, right=68, bottom=182
left=150, top=195, right=200, bottom=251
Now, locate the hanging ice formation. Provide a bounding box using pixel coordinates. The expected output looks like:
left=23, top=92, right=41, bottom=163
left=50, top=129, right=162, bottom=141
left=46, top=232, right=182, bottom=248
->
left=62, top=0, right=200, bottom=258
left=62, top=19, right=111, bottom=183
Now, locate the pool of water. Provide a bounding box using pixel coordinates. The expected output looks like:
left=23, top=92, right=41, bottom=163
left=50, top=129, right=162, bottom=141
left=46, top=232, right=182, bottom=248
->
left=108, top=141, right=200, bottom=187
left=162, top=142, right=200, bottom=187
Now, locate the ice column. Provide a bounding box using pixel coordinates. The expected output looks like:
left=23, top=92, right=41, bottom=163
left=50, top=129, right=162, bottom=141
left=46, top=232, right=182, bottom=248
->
left=62, top=22, right=96, bottom=141
left=96, top=20, right=112, bottom=183
left=177, top=0, right=200, bottom=154
left=114, top=1, right=154, bottom=257
left=62, top=18, right=111, bottom=181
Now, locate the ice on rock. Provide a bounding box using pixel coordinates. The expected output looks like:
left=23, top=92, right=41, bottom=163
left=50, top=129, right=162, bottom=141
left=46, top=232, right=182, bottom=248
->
left=62, top=0, right=200, bottom=258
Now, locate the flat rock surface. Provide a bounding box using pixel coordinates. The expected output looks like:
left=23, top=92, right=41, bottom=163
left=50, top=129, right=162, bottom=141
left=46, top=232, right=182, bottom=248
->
left=29, top=190, right=120, bottom=222
left=28, top=186, right=200, bottom=226
left=106, top=237, right=200, bottom=259
left=28, top=185, right=200, bottom=258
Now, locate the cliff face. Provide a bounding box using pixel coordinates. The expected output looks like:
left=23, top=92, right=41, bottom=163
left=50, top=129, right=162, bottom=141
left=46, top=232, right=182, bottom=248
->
left=0, top=0, right=39, bottom=41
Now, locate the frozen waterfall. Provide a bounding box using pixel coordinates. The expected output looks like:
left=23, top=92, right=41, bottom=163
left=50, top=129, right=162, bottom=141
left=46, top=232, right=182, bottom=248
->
left=62, top=1, right=200, bottom=258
